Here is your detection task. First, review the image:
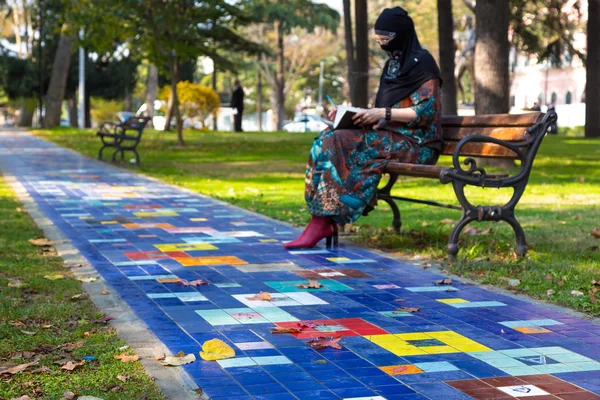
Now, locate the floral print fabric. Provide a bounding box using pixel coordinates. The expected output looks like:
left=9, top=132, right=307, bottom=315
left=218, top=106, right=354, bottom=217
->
left=304, top=79, right=442, bottom=225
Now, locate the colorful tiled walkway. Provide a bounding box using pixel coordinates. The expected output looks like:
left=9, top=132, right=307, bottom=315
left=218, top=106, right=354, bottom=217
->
left=2, top=131, right=600, bottom=400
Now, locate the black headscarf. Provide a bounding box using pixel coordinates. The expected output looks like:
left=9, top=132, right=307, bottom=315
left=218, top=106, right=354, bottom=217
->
left=374, top=7, right=442, bottom=108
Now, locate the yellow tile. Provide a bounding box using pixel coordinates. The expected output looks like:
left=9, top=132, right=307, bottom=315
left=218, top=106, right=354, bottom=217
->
left=387, top=346, right=428, bottom=356
left=436, top=298, right=469, bottom=304
left=101, top=221, right=118, bottom=225
left=421, top=345, right=457, bottom=354
left=190, top=218, right=208, bottom=222
left=326, top=257, right=350, bottom=262
left=426, top=331, right=463, bottom=339
left=134, top=211, right=179, bottom=217
left=260, top=239, right=279, bottom=243
left=395, top=333, right=431, bottom=341
left=79, top=216, right=94, bottom=220
left=367, top=334, right=403, bottom=344
left=174, top=256, right=247, bottom=267
left=452, top=344, right=492, bottom=353
left=155, top=243, right=217, bottom=252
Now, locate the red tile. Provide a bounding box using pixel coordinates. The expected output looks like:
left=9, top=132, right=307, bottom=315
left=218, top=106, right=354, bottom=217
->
left=447, top=379, right=494, bottom=391
left=521, top=396, right=560, bottom=400
left=520, top=375, right=565, bottom=385
left=462, top=388, right=513, bottom=399
left=559, top=392, right=600, bottom=400
left=124, top=250, right=189, bottom=260
left=480, top=376, right=528, bottom=387
left=535, top=382, right=587, bottom=395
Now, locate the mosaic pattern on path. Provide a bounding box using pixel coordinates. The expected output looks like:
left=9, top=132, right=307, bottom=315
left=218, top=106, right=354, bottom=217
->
left=1, top=131, right=600, bottom=400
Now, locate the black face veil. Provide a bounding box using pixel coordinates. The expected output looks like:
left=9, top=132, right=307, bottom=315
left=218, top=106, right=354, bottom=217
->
left=374, top=7, right=442, bottom=108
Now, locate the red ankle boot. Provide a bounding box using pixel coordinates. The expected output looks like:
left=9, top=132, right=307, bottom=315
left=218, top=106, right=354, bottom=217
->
left=283, top=216, right=338, bottom=249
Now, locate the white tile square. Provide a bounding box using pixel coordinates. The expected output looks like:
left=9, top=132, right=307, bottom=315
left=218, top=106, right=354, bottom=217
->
left=285, top=292, right=328, bottom=305
left=498, top=385, right=549, bottom=397
left=234, top=342, right=274, bottom=351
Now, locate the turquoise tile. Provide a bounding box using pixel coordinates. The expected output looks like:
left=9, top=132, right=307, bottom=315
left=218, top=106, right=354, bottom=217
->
left=499, top=320, right=528, bottom=328
left=217, top=357, right=257, bottom=368
left=531, top=346, right=571, bottom=355
left=147, top=293, right=176, bottom=299
left=173, top=292, right=208, bottom=301
left=469, top=351, right=509, bottom=360
left=288, top=250, right=331, bottom=255
left=253, top=356, right=292, bottom=366
left=129, top=274, right=177, bottom=280
left=215, top=283, right=242, bottom=288
left=533, top=364, right=576, bottom=374
left=405, top=286, right=459, bottom=292
left=196, top=309, right=240, bottom=325
left=570, top=361, right=600, bottom=371
left=484, top=357, right=526, bottom=368
left=452, top=301, right=506, bottom=308
left=499, top=349, right=540, bottom=358
left=379, top=311, right=414, bottom=318
left=528, top=319, right=563, bottom=326
left=548, top=352, right=592, bottom=363
left=500, top=366, right=544, bottom=376
left=414, top=361, right=458, bottom=372
left=264, top=280, right=352, bottom=293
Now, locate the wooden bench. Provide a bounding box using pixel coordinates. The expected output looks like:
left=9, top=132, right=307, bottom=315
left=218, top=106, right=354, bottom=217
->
left=97, top=116, right=150, bottom=165
left=374, top=110, right=557, bottom=258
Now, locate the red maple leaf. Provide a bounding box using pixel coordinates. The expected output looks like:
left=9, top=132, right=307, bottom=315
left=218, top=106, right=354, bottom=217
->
left=306, top=336, right=342, bottom=350
left=270, top=326, right=301, bottom=334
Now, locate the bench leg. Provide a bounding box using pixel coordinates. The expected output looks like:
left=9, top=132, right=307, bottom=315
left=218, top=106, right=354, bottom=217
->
left=447, top=213, right=477, bottom=258
left=377, top=172, right=401, bottom=233
left=98, top=145, right=107, bottom=160
left=379, top=195, right=402, bottom=234
left=132, top=149, right=140, bottom=165
left=449, top=180, right=529, bottom=258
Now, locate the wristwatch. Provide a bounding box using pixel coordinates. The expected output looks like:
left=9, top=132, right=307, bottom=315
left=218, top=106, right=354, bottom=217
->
left=385, top=107, right=392, bottom=121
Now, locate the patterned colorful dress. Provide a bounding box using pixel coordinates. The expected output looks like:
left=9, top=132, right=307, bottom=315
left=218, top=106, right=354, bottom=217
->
left=305, top=79, right=442, bottom=225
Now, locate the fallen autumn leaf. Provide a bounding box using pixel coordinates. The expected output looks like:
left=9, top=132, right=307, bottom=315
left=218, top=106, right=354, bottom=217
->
left=306, top=337, right=342, bottom=350
left=246, top=292, right=272, bottom=301
left=114, top=353, right=139, bottom=363
left=296, top=280, right=323, bottom=289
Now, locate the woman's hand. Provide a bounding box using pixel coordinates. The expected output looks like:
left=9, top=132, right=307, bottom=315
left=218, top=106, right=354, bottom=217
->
left=352, top=108, right=385, bottom=126
left=328, top=107, right=338, bottom=121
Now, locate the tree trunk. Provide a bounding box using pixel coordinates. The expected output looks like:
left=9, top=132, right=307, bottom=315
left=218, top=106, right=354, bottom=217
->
left=353, top=0, right=369, bottom=107
left=437, top=0, right=458, bottom=115
left=585, top=0, right=600, bottom=138
left=474, top=0, right=509, bottom=114
left=474, top=0, right=513, bottom=168
left=170, top=56, right=184, bottom=146
left=124, top=87, right=132, bottom=112
left=22, top=0, right=30, bottom=57
left=43, top=33, right=74, bottom=128
left=274, top=20, right=286, bottom=130
left=212, top=68, right=218, bottom=131
left=68, top=96, right=78, bottom=127
left=85, top=88, right=91, bottom=128
left=17, top=107, right=34, bottom=127
left=342, top=0, right=356, bottom=104
left=257, top=67, right=263, bottom=132
left=145, top=64, right=158, bottom=128
left=11, top=0, right=23, bottom=58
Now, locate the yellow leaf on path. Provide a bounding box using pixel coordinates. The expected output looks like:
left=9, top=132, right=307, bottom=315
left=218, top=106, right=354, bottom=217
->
left=44, top=274, right=64, bottom=280
left=155, top=353, right=165, bottom=361
left=296, top=280, right=322, bottom=289
left=160, top=353, right=196, bottom=366
left=114, top=353, right=139, bottom=363
left=200, top=339, right=236, bottom=361
left=246, top=292, right=272, bottom=301
left=78, top=276, right=97, bottom=283
left=100, top=288, right=110, bottom=295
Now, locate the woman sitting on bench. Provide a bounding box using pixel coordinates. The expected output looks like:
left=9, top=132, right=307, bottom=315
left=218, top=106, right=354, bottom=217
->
left=284, top=7, right=443, bottom=249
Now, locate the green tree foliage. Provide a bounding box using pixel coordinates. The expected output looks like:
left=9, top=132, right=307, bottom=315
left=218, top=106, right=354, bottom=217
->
left=97, top=0, right=262, bottom=145
left=244, top=0, right=339, bottom=129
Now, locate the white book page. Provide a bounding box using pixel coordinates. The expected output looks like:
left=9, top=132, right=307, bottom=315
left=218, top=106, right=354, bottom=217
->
left=333, top=106, right=364, bottom=128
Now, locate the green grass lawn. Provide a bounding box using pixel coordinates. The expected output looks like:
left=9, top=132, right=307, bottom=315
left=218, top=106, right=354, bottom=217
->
left=0, top=177, right=165, bottom=399
left=32, top=127, right=600, bottom=316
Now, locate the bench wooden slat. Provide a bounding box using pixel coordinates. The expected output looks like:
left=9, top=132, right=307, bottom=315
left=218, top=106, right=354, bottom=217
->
left=442, top=126, right=530, bottom=142
left=441, top=142, right=520, bottom=158
left=385, top=163, right=444, bottom=179
left=441, top=112, right=544, bottom=128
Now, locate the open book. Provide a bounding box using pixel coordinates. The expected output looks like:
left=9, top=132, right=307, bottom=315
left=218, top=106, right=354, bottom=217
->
left=332, top=106, right=365, bottom=130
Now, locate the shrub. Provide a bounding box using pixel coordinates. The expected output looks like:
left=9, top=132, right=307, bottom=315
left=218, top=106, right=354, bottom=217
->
left=159, top=81, right=220, bottom=129
left=90, top=98, right=124, bottom=127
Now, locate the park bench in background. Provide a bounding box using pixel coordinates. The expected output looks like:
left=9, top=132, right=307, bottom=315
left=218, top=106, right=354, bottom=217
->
left=372, top=110, right=557, bottom=258
left=96, top=116, right=150, bottom=165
